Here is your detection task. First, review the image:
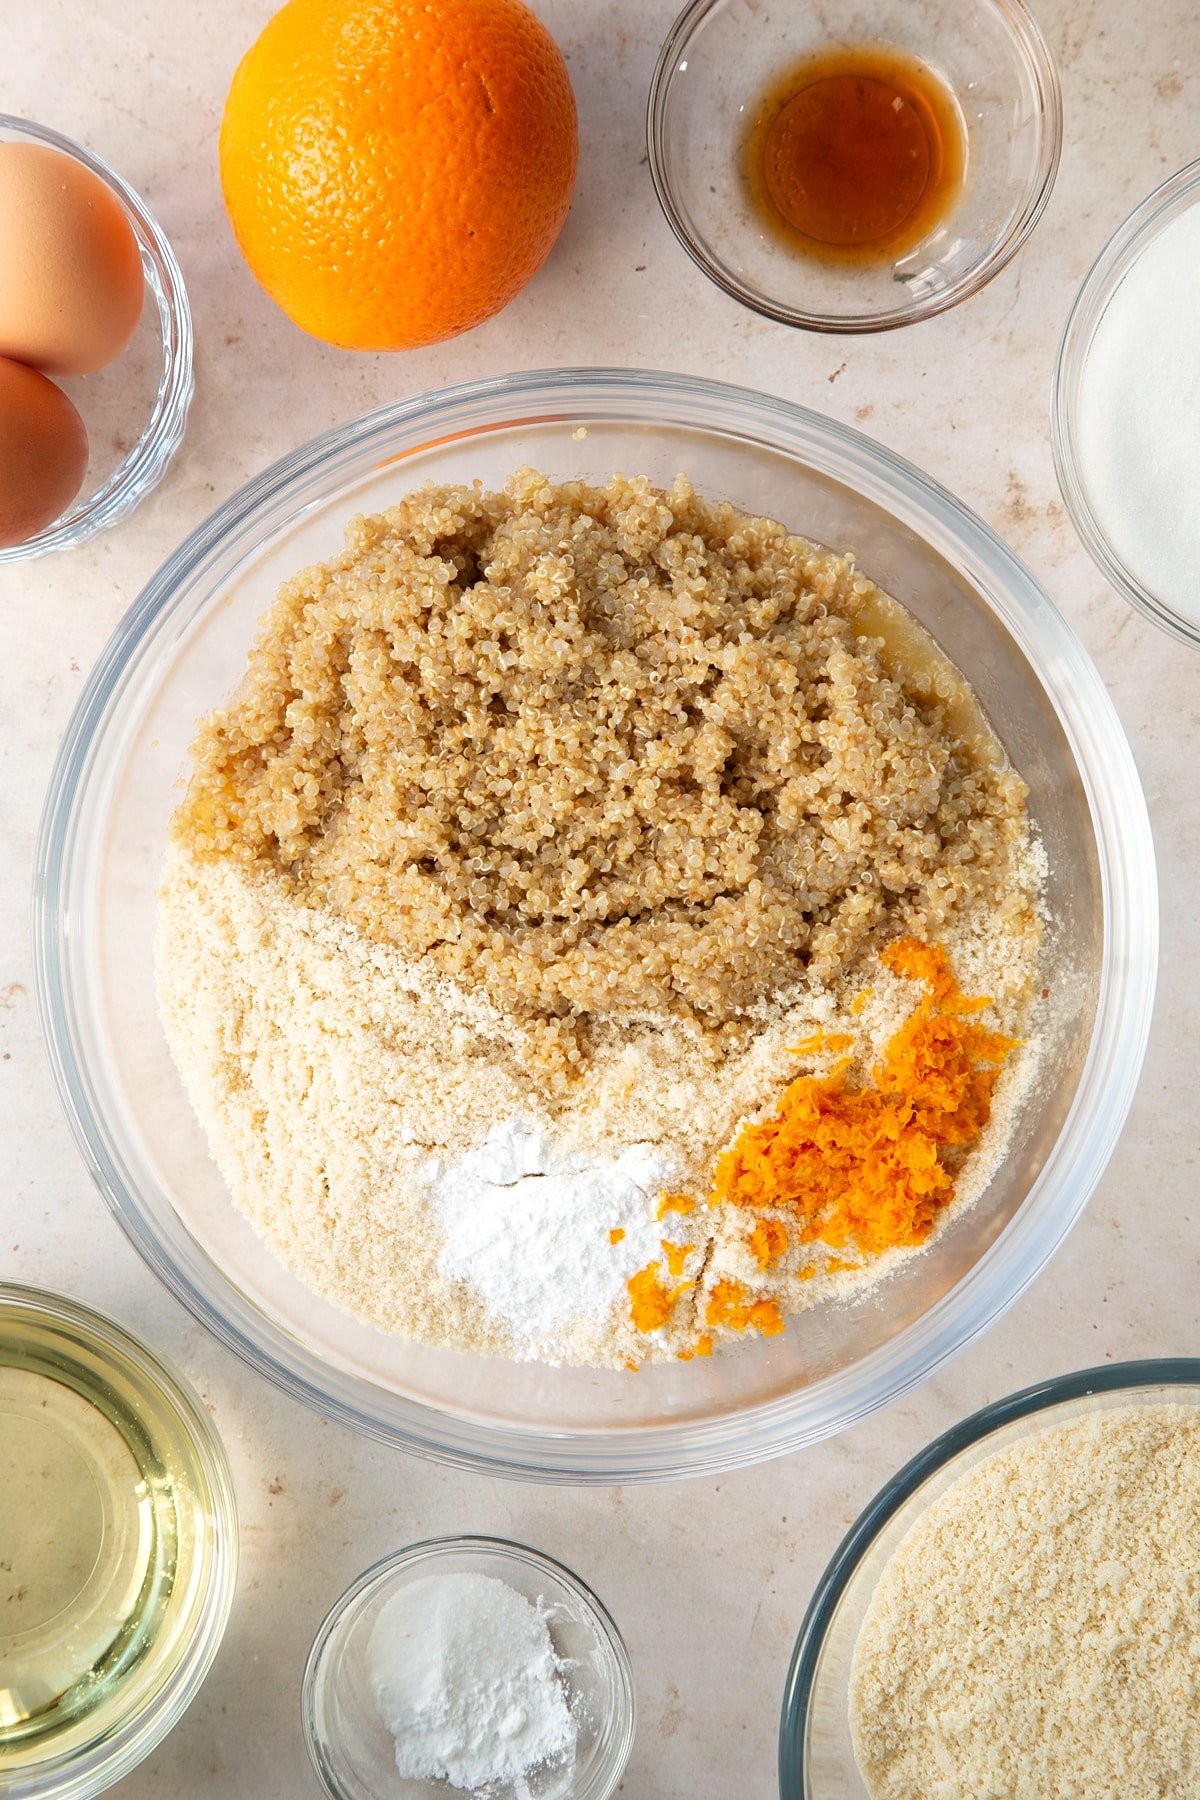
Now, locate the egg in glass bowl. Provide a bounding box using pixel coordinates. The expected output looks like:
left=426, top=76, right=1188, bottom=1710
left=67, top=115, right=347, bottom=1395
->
left=0, top=115, right=191, bottom=562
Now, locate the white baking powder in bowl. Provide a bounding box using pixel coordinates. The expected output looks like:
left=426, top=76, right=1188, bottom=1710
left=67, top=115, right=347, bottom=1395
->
left=431, top=1118, right=669, bottom=1357
left=366, top=1571, right=576, bottom=1792
left=1076, top=200, right=1200, bottom=625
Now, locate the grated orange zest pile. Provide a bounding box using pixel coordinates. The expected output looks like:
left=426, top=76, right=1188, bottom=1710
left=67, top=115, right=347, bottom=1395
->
left=706, top=1279, right=784, bottom=1337
left=710, top=938, right=1014, bottom=1258
left=628, top=937, right=1016, bottom=1349
left=628, top=1260, right=690, bottom=1333
left=749, top=1217, right=788, bottom=1269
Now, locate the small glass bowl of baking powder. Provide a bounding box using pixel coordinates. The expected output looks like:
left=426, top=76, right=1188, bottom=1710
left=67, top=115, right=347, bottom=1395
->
left=302, top=1535, right=636, bottom=1800
left=778, top=1358, right=1200, bottom=1796
left=1053, top=158, right=1200, bottom=648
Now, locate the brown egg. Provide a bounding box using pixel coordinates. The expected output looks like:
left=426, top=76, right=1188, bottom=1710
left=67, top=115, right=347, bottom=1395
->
left=0, top=142, right=144, bottom=376
left=0, top=353, right=89, bottom=547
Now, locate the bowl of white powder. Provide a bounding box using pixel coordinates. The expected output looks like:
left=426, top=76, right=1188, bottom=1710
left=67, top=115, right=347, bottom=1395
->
left=1054, top=158, right=1200, bottom=648
left=33, top=367, right=1157, bottom=1481
left=302, top=1536, right=635, bottom=1800
left=779, top=1359, right=1200, bottom=1797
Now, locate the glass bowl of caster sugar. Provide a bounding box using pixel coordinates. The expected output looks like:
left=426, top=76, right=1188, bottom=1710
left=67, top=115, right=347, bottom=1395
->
left=302, top=1536, right=636, bottom=1800
left=1054, top=158, right=1200, bottom=648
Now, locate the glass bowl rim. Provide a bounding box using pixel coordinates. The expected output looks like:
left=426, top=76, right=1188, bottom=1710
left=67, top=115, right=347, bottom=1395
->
left=33, top=364, right=1157, bottom=1485
left=0, top=1279, right=238, bottom=1799
left=0, top=112, right=193, bottom=565
left=645, top=0, right=1064, bottom=334
left=300, top=1532, right=637, bottom=1800
left=777, top=1356, right=1200, bottom=1795
left=1051, top=156, right=1200, bottom=649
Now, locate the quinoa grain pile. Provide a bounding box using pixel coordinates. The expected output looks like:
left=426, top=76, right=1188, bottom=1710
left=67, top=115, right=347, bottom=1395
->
left=176, top=470, right=1031, bottom=1076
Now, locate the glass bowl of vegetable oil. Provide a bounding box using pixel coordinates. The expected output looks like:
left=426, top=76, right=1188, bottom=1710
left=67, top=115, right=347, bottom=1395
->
left=0, top=1284, right=237, bottom=1798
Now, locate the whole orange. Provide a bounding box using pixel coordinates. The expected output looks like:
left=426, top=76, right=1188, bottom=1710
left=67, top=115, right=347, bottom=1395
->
left=219, top=0, right=578, bottom=351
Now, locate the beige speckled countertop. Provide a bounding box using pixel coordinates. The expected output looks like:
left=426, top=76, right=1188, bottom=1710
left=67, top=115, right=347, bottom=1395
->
left=2, top=2, right=1197, bottom=1795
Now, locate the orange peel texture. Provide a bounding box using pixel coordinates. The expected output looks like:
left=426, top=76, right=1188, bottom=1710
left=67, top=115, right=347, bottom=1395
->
left=219, top=0, right=578, bottom=351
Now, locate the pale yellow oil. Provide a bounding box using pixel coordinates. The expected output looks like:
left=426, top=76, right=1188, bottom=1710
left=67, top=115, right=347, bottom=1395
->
left=0, top=1303, right=212, bottom=1771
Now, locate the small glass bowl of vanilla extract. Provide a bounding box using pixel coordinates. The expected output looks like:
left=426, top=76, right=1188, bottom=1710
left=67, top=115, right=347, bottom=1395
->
left=0, top=1285, right=237, bottom=1798
left=648, top=0, right=1062, bottom=332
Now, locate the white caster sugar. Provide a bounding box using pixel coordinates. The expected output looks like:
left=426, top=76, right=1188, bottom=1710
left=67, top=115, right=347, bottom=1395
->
left=1076, top=201, right=1200, bottom=624
left=366, top=1572, right=575, bottom=1793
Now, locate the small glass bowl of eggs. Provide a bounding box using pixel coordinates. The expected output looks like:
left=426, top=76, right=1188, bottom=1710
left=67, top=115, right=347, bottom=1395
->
left=0, top=115, right=192, bottom=562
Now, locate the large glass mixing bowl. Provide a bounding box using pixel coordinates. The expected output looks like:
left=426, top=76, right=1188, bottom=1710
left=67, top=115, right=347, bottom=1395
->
left=34, top=369, right=1156, bottom=1483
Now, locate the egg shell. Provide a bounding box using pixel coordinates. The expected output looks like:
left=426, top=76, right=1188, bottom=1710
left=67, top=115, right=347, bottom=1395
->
left=0, top=353, right=89, bottom=548
left=0, top=141, right=144, bottom=376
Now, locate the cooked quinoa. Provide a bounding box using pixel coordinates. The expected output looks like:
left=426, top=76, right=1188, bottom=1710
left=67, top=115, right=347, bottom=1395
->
left=174, top=470, right=1031, bottom=1075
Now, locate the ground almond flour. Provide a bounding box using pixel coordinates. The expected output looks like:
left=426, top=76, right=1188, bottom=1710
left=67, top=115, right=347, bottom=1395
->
left=850, top=1405, right=1200, bottom=1800
left=156, top=471, right=1045, bottom=1368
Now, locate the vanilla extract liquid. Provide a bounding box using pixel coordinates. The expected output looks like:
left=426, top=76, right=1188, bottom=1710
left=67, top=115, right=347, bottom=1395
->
left=744, top=44, right=967, bottom=266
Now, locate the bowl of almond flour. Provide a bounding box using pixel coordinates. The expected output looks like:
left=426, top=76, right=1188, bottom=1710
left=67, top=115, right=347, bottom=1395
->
left=34, top=369, right=1156, bottom=1481
left=780, top=1361, right=1200, bottom=1798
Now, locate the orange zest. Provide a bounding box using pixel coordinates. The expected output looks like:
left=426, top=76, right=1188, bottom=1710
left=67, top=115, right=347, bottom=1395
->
left=627, top=1261, right=690, bottom=1334
left=662, top=1240, right=692, bottom=1277
left=628, top=937, right=1015, bottom=1352
left=790, top=1029, right=853, bottom=1056
left=749, top=1217, right=788, bottom=1268
left=710, top=938, right=1013, bottom=1257
left=706, top=1280, right=785, bottom=1337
